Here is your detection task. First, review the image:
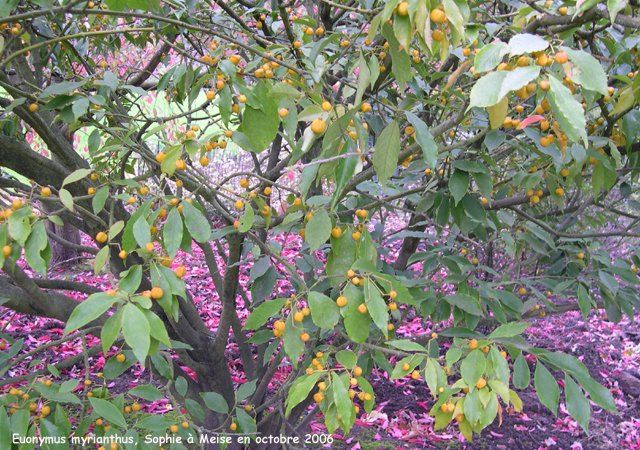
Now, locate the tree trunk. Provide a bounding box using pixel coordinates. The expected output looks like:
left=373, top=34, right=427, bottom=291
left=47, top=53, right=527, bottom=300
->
left=42, top=200, right=82, bottom=267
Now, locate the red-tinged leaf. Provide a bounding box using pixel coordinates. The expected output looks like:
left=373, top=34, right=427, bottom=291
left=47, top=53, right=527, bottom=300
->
left=517, top=114, right=545, bottom=129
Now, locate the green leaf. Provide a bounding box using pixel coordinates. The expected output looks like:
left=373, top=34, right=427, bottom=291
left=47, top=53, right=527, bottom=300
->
left=342, top=284, right=371, bottom=343
left=236, top=379, right=257, bottom=403
left=308, top=291, right=340, bottom=329
left=7, top=208, right=31, bottom=246
left=513, top=353, right=530, bottom=389
left=443, top=0, right=464, bottom=34
left=564, top=375, right=590, bottom=434
left=267, top=82, right=302, bottom=100
left=488, top=322, right=530, bottom=339
left=285, top=372, right=323, bottom=417
left=141, top=308, right=171, bottom=347
left=164, top=207, right=183, bottom=258
left=0, top=408, right=10, bottom=450
left=487, top=96, right=508, bottom=130
left=469, top=66, right=540, bottom=108
left=332, top=372, right=354, bottom=432
left=93, top=246, right=109, bottom=275
left=336, top=350, right=358, bottom=368
left=577, top=284, right=592, bottom=319
left=39, top=419, right=67, bottom=450
left=607, top=0, right=628, bottom=25
left=474, top=42, right=508, bottom=72
left=460, top=350, right=485, bottom=387
left=242, top=81, right=280, bottom=151
left=355, top=53, right=371, bottom=106
left=134, top=415, right=176, bottom=431
left=119, top=265, right=142, bottom=294
left=364, top=279, right=389, bottom=337
left=64, top=293, right=115, bottom=335
left=24, top=221, right=48, bottom=277
left=121, top=303, right=150, bottom=367
left=235, top=407, right=257, bottom=434
left=446, top=293, right=482, bottom=316
left=387, top=340, right=427, bottom=352
left=282, top=313, right=304, bottom=368
left=534, top=363, right=559, bottom=416
left=548, top=75, right=588, bottom=146
left=181, top=200, right=211, bottom=243
left=160, top=145, right=181, bottom=176
left=201, top=392, right=229, bottom=414
left=372, top=120, right=400, bottom=187
left=58, top=188, right=74, bottom=211
left=306, top=208, right=332, bottom=251
left=41, top=80, right=86, bottom=97
left=129, top=385, right=165, bottom=401
left=448, top=170, right=469, bottom=205
left=464, top=388, right=481, bottom=425
left=61, top=168, right=93, bottom=187
left=237, top=205, right=254, bottom=234
left=508, top=33, right=549, bottom=55
left=243, top=298, right=287, bottom=330
left=89, top=397, right=127, bottom=429
left=101, top=308, right=123, bottom=356
left=560, top=47, right=608, bottom=96
left=381, top=24, right=411, bottom=90
left=132, top=216, right=151, bottom=249
left=406, top=111, right=438, bottom=169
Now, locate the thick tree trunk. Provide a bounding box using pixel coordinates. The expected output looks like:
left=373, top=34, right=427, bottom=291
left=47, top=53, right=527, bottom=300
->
left=41, top=201, right=82, bottom=267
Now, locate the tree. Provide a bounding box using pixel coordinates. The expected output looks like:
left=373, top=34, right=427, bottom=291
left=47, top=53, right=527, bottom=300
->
left=0, top=0, right=636, bottom=447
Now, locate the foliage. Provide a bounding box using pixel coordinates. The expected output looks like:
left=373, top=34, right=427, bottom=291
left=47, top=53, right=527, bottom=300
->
left=0, top=0, right=639, bottom=447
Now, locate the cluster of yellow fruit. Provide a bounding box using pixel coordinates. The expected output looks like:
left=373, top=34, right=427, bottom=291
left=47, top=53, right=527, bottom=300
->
left=1, top=21, right=22, bottom=35
left=526, top=188, right=544, bottom=204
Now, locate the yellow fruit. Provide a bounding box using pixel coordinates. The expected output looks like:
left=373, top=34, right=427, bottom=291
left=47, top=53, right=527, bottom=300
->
left=352, top=231, right=361, bottom=241
left=555, top=51, right=568, bottom=64
left=331, top=227, right=342, bottom=238
left=476, top=377, right=487, bottom=389
left=261, top=205, right=270, bottom=216
left=151, top=287, right=163, bottom=299
left=294, top=311, right=304, bottom=322
left=578, top=252, right=584, bottom=259
left=555, top=187, right=564, bottom=196
left=397, top=1, right=408, bottom=15
left=175, top=159, right=186, bottom=171
left=2, top=245, right=11, bottom=257
left=96, top=232, right=108, bottom=243
left=264, top=186, right=272, bottom=195
left=278, top=108, right=289, bottom=118
left=321, top=100, right=332, bottom=111
left=430, top=8, right=445, bottom=24
left=432, top=30, right=444, bottom=41
left=402, top=362, right=410, bottom=371
left=300, top=332, right=310, bottom=342
left=200, top=157, right=209, bottom=167
left=116, top=353, right=126, bottom=363
left=235, top=200, right=244, bottom=210
left=357, top=303, right=368, bottom=314
left=469, top=339, right=478, bottom=349
left=337, top=296, right=348, bottom=307
left=311, top=119, right=326, bottom=134
left=389, top=302, right=397, bottom=311
left=41, top=406, right=50, bottom=416
left=558, top=6, right=568, bottom=15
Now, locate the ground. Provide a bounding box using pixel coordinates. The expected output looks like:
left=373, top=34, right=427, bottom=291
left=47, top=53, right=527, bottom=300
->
left=2, top=259, right=640, bottom=450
